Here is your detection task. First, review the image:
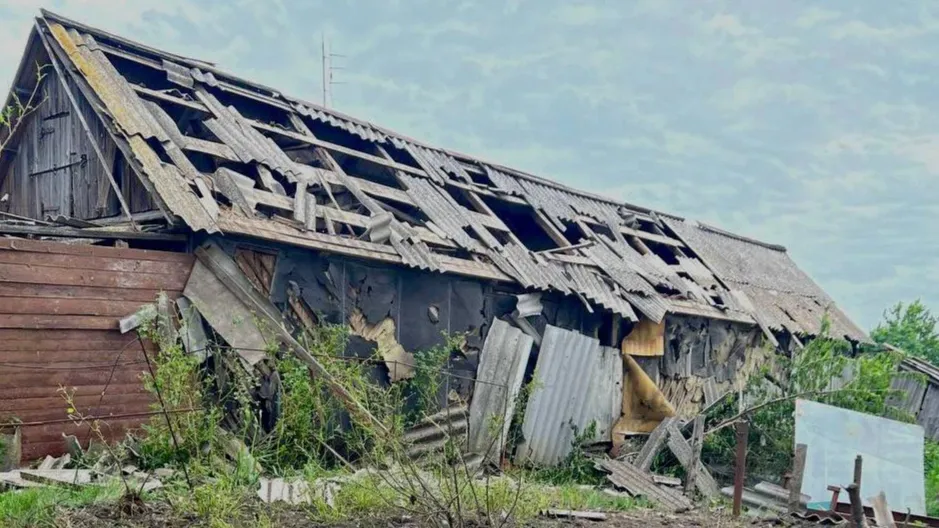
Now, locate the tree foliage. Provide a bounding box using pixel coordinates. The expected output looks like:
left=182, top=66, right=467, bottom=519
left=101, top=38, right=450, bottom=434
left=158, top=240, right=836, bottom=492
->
left=872, top=300, right=939, bottom=365
left=703, top=318, right=906, bottom=481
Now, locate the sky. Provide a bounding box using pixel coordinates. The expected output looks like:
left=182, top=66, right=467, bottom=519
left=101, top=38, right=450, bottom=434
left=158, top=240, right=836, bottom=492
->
left=1, top=0, right=936, bottom=331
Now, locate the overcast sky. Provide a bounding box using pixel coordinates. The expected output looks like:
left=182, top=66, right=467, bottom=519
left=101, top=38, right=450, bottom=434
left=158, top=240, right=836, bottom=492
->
left=1, top=0, right=936, bottom=330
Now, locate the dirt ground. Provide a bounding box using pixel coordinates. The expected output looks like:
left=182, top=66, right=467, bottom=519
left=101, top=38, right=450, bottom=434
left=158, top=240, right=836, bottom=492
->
left=59, top=501, right=808, bottom=527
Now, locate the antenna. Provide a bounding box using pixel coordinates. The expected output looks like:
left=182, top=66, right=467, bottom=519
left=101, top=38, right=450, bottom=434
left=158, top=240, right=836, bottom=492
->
left=320, top=33, right=347, bottom=108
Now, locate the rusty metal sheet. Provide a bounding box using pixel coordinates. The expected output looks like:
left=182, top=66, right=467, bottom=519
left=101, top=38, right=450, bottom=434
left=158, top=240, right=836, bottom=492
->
left=467, top=319, right=534, bottom=460
left=595, top=458, right=692, bottom=512
left=515, top=325, right=622, bottom=466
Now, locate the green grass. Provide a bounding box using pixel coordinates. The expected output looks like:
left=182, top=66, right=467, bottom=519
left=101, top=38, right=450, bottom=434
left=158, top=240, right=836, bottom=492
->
left=0, top=480, right=125, bottom=527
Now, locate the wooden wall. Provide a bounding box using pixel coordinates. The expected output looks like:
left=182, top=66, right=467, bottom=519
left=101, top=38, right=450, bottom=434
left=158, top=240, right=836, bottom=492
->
left=0, top=239, right=193, bottom=460
left=1, top=70, right=154, bottom=221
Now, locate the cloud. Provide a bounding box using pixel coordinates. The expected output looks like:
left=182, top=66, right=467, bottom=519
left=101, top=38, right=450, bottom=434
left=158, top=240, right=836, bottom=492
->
left=795, top=7, right=841, bottom=29
left=704, top=13, right=757, bottom=38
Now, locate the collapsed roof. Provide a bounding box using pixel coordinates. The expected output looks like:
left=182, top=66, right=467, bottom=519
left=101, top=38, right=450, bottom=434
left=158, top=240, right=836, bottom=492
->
left=0, top=9, right=866, bottom=342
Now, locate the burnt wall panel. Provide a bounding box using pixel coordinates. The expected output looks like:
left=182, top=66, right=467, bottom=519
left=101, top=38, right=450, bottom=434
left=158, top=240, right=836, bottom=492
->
left=398, top=269, right=450, bottom=353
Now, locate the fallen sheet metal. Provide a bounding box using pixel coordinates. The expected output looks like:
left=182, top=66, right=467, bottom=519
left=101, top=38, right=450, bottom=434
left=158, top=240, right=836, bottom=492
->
left=595, top=458, right=692, bottom=512
left=467, top=319, right=534, bottom=461
left=515, top=325, right=622, bottom=466
left=795, top=399, right=926, bottom=515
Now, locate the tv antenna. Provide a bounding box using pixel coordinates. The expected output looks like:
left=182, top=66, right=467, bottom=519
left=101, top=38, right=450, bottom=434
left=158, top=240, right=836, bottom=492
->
left=321, top=33, right=346, bottom=108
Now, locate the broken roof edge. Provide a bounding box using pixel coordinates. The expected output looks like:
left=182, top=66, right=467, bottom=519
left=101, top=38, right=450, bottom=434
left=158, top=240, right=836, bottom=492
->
left=30, top=9, right=800, bottom=254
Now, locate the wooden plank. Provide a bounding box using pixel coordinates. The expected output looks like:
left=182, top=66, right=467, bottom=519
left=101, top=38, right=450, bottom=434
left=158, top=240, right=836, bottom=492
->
left=0, top=263, right=189, bottom=290
left=0, top=327, right=139, bottom=342
left=0, top=314, right=119, bottom=330
left=0, top=251, right=191, bottom=276
left=0, top=368, right=146, bottom=389
left=870, top=492, right=896, bottom=528
left=666, top=421, right=720, bottom=498
left=0, top=224, right=186, bottom=241
left=0, top=349, right=145, bottom=365
left=0, top=283, right=178, bottom=303
left=635, top=417, right=676, bottom=472
left=0, top=238, right=191, bottom=263
left=622, top=318, right=665, bottom=357
left=0, top=383, right=148, bottom=401
left=788, top=443, right=807, bottom=513
left=0, top=298, right=149, bottom=317
left=533, top=209, right=571, bottom=248
left=685, top=416, right=704, bottom=495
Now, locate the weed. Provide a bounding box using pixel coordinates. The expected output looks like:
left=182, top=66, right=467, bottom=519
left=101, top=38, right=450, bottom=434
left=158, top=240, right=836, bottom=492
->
left=0, top=480, right=124, bottom=528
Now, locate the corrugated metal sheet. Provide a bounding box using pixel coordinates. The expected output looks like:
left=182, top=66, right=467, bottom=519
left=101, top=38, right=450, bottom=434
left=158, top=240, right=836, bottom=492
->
left=467, top=319, right=533, bottom=460
left=515, top=325, right=622, bottom=466
left=595, top=459, right=692, bottom=512
left=0, top=239, right=194, bottom=460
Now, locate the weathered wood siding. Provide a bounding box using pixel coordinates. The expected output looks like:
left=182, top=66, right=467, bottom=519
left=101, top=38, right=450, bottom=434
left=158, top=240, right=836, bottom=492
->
left=2, top=70, right=154, bottom=221
left=0, top=239, right=193, bottom=460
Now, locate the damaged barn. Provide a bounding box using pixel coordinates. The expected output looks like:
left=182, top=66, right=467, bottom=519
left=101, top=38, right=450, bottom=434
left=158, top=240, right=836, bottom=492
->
left=0, top=9, right=868, bottom=475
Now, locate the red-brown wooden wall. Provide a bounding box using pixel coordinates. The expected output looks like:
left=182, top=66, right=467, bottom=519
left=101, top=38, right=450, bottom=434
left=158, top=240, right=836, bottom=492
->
left=0, top=239, right=193, bottom=460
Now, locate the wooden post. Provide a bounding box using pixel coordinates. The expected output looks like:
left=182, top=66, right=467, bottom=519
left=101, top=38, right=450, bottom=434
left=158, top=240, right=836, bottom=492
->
left=846, top=483, right=867, bottom=528
left=788, top=443, right=808, bottom=512
left=685, top=416, right=704, bottom=495
left=847, top=454, right=867, bottom=528
left=853, top=454, right=863, bottom=491
left=732, top=420, right=749, bottom=517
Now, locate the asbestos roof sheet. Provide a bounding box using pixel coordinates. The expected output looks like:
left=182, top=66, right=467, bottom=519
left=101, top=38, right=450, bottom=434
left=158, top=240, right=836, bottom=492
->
left=666, top=218, right=867, bottom=341
left=515, top=325, right=622, bottom=466
left=595, top=459, right=692, bottom=512
left=25, top=10, right=863, bottom=342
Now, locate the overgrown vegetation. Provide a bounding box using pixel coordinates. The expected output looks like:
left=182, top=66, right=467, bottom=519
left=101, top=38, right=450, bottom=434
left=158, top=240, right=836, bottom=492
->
left=873, top=300, right=939, bottom=365
left=703, top=317, right=908, bottom=482
left=25, top=305, right=637, bottom=528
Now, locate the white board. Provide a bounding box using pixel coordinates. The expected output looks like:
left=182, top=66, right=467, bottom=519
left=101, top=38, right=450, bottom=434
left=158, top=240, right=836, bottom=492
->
left=795, top=399, right=925, bottom=515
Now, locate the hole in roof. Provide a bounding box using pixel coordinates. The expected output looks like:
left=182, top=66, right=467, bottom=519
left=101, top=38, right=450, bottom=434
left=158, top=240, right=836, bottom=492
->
left=213, top=89, right=293, bottom=129
left=561, top=221, right=587, bottom=245
left=443, top=186, right=477, bottom=210
left=105, top=53, right=176, bottom=92
left=482, top=195, right=559, bottom=252
left=466, top=164, right=494, bottom=187
left=305, top=116, right=377, bottom=154
left=645, top=240, right=680, bottom=265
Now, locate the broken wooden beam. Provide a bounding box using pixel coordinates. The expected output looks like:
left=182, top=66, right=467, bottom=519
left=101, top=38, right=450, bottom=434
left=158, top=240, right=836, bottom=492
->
left=634, top=417, right=675, bottom=472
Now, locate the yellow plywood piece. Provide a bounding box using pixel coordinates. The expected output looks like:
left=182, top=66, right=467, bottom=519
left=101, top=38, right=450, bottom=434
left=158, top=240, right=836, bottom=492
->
left=621, top=319, right=665, bottom=357
left=612, top=353, right=676, bottom=443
